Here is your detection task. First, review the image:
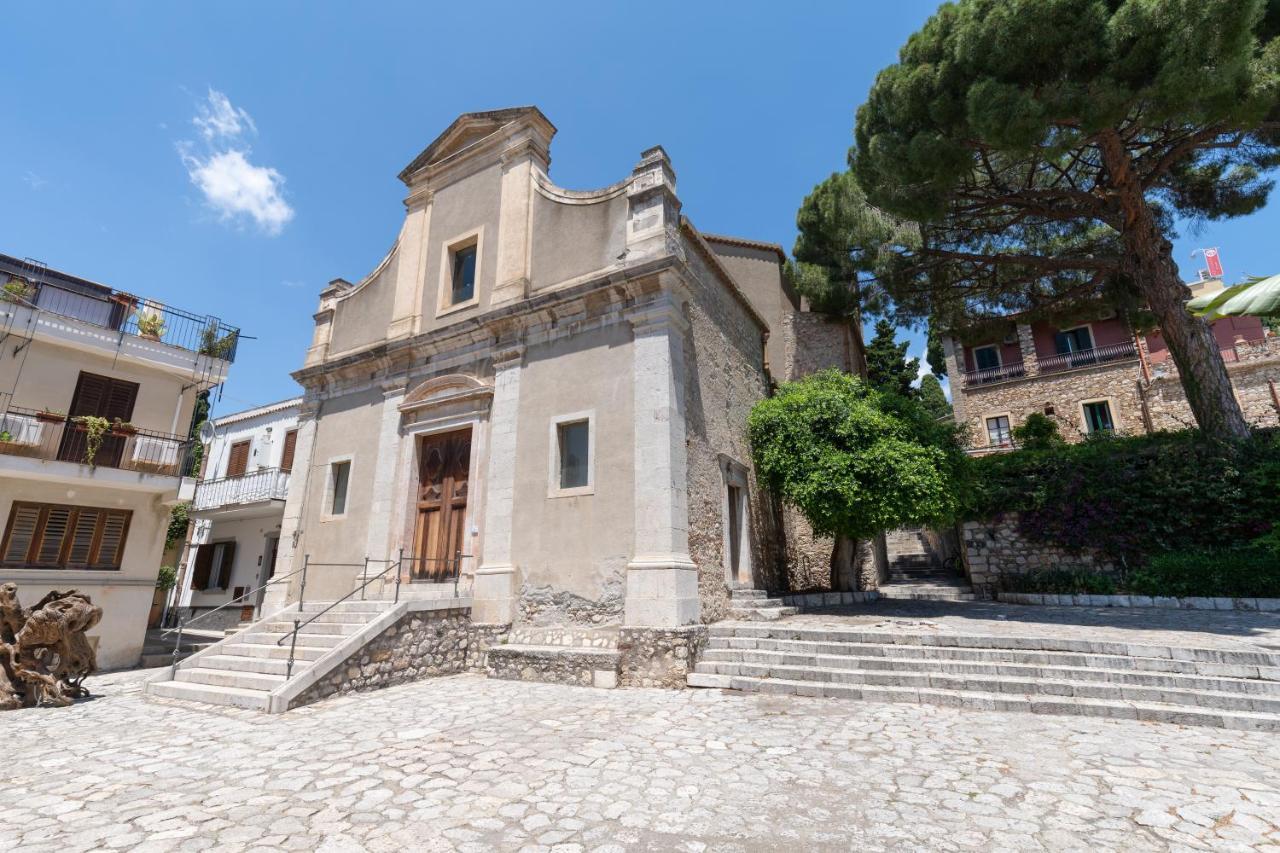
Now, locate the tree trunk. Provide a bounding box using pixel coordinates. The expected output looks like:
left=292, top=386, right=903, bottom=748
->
left=1099, top=132, right=1250, bottom=441
left=830, top=535, right=856, bottom=591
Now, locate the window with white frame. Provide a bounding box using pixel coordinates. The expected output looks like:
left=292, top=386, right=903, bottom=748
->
left=986, top=415, right=1012, bottom=446
left=548, top=412, right=594, bottom=496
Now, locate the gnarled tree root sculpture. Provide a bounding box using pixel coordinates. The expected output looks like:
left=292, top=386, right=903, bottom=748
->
left=0, top=583, right=102, bottom=709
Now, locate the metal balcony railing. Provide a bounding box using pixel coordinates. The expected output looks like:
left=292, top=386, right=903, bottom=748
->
left=2, top=277, right=240, bottom=362
left=1038, top=341, right=1137, bottom=374
left=961, top=362, right=1027, bottom=388
left=0, top=405, right=194, bottom=477
left=192, top=467, right=291, bottom=512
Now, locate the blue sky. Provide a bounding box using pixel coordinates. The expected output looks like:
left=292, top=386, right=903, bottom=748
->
left=3, top=2, right=1276, bottom=414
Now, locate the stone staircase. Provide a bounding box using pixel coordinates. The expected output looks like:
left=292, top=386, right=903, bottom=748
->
left=879, top=528, right=975, bottom=601
left=687, top=622, right=1280, bottom=731
left=147, top=598, right=430, bottom=712
left=487, top=627, right=621, bottom=688
left=727, top=588, right=798, bottom=621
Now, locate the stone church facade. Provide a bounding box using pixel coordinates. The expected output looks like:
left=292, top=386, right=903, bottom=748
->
left=261, top=107, right=852, bottom=652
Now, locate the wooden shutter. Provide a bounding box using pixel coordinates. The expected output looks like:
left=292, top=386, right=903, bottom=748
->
left=94, top=511, right=130, bottom=568
left=280, top=429, right=298, bottom=472
left=68, top=372, right=138, bottom=420
left=66, top=508, right=101, bottom=566
left=34, top=505, right=73, bottom=566
left=227, top=441, right=251, bottom=477
left=213, top=541, right=236, bottom=589
left=191, top=544, right=214, bottom=590
left=1, top=503, right=42, bottom=564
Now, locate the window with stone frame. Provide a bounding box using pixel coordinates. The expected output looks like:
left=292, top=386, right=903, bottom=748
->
left=986, top=415, right=1012, bottom=447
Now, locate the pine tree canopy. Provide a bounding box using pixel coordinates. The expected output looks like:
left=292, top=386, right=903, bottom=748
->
left=918, top=374, right=952, bottom=421
left=850, top=0, right=1280, bottom=440
left=865, top=318, right=920, bottom=397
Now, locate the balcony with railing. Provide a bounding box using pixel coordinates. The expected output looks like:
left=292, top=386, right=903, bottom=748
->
left=960, top=361, right=1027, bottom=388
left=1, top=271, right=240, bottom=363
left=192, top=467, right=291, bottom=513
left=0, top=404, right=194, bottom=478
left=1037, top=341, right=1138, bottom=374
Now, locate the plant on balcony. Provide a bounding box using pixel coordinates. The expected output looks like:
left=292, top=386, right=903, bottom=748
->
left=198, top=322, right=238, bottom=360
left=72, top=415, right=112, bottom=468
left=110, top=419, right=136, bottom=437
left=134, top=309, right=165, bottom=341
left=35, top=409, right=65, bottom=423
left=2, top=277, right=32, bottom=304
left=0, top=430, right=12, bottom=443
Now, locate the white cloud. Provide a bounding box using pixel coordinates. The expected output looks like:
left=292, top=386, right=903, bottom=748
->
left=178, top=89, right=293, bottom=236
left=193, top=88, right=256, bottom=141
left=23, top=170, right=46, bottom=190
left=281, top=279, right=306, bottom=289
left=911, top=354, right=931, bottom=389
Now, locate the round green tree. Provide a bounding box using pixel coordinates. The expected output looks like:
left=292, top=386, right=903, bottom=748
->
left=749, top=370, right=963, bottom=546
left=853, top=0, right=1280, bottom=441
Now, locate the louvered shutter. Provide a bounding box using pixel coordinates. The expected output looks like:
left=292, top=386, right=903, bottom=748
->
left=2, top=504, right=42, bottom=564
left=227, top=441, right=250, bottom=477
left=280, top=429, right=298, bottom=473
left=94, top=511, right=130, bottom=568
left=68, top=373, right=111, bottom=418
left=191, top=544, right=214, bottom=590
left=66, top=508, right=101, bottom=566
left=212, top=541, right=236, bottom=589
left=34, top=506, right=73, bottom=566
left=102, top=380, right=138, bottom=423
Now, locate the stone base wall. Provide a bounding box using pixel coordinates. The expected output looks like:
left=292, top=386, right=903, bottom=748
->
left=961, top=516, right=1116, bottom=595
left=486, top=646, right=621, bottom=688
left=1146, top=353, right=1280, bottom=431
left=517, top=580, right=624, bottom=628
left=288, top=609, right=507, bottom=709
left=618, top=626, right=707, bottom=688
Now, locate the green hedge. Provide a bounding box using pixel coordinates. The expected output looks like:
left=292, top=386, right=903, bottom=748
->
left=999, top=569, right=1117, bottom=595
left=962, top=429, right=1280, bottom=565
left=1128, top=548, right=1280, bottom=598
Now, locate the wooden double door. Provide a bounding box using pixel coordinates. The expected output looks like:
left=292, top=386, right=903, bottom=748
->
left=411, top=429, right=471, bottom=581
left=57, top=372, right=138, bottom=468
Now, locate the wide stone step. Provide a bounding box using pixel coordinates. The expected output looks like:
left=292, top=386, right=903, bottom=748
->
left=239, top=631, right=347, bottom=649
left=709, top=625, right=1280, bottom=668
left=693, top=661, right=1280, bottom=714
left=727, top=606, right=799, bottom=621
left=685, top=674, right=1280, bottom=732
left=706, top=635, right=1280, bottom=680
left=729, top=589, right=769, bottom=600
left=149, top=680, right=272, bottom=711
left=285, top=610, right=384, bottom=625
left=698, top=647, right=1280, bottom=695
left=255, top=620, right=366, bottom=636
left=297, top=600, right=391, bottom=614
left=486, top=644, right=621, bottom=689
left=878, top=591, right=978, bottom=602
left=195, top=654, right=294, bottom=676
left=219, top=642, right=330, bottom=661
left=177, top=667, right=288, bottom=691
left=730, top=597, right=789, bottom=609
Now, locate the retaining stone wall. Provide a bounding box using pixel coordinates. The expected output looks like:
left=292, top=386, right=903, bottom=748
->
left=961, top=516, right=1116, bottom=595
left=998, top=592, right=1280, bottom=611
left=288, top=609, right=507, bottom=709
left=618, top=626, right=708, bottom=688
left=486, top=646, right=620, bottom=688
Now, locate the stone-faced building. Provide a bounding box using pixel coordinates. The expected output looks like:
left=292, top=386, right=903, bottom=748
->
left=257, top=107, right=848, bottom=640
left=943, top=283, right=1280, bottom=453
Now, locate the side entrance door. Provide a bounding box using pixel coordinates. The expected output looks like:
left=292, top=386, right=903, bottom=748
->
left=412, top=428, right=471, bottom=581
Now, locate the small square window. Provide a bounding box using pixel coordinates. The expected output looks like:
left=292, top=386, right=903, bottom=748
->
left=1083, top=401, right=1114, bottom=434
left=451, top=245, right=477, bottom=305
left=986, top=415, right=1012, bottom=447
left=330, top=461, right=351, bottom=515
left=557, top=421, right=589, bottom=489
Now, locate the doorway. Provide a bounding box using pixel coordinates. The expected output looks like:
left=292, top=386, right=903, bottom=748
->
left=412, top=428, right=471, bottom=581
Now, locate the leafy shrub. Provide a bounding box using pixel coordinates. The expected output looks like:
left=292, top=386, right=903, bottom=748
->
left=1000, top=569, right=1116, bottom=595
left=1010, top=413, right=1063, bottom=450
left=749, top=370, right=964, bottom=540
left=1128, top=548, right=1280, bottom=598
left=155, top=565, right=178, bottom=591
left=962, top=428, right=1280, bottom=565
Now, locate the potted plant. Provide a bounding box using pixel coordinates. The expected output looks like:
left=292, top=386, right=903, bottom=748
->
left=2, top=277, right=32, bottom=304
left=110, top=419, right=137, bottom=437
left=72, top=415, right=111, bottom=468
left=135, top=309, right=165, bottom=341
left=36, top=409, right=66, bottom=424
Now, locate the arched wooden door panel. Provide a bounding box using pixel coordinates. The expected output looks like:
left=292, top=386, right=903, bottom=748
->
left=412, top=429, right=471, bottom=581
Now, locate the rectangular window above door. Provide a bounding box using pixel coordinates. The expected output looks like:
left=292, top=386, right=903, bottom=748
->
left=556, top=420, right=590, bottom=490
left=329, top=460, right=351, bottom=515
left=451, top=245, right=477, bottom=305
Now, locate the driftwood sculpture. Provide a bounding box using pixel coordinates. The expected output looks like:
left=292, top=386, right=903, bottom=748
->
left=0, top=583, right=102, bottom=709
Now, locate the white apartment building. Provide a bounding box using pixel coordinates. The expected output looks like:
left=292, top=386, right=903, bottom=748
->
left=173, top=398, right=300, bottom=629
left=0, top=253, right=239, bottom=669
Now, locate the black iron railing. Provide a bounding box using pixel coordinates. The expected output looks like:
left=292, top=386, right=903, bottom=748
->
left=0, top=405, right=194, bottom=477
left=3, top=276, right=240, bottom=362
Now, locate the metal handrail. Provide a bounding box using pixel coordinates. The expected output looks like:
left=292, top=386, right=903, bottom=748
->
left=165, top=561, right=308, bottom=678
left=276, top=550, right=471, bottom=677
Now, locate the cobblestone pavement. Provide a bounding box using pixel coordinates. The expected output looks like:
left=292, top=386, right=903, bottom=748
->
left=783, top=599, right=1280, bottom=652
left=4, top=668, right=1279, bottom=852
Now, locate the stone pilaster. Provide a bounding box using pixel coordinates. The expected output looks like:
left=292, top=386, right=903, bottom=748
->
left=388, top=190, right=433, bottom=339
left=625, top=147, right=681, bottom=263
left=1016, top=323, right=1039, bottom=377
left=625, top=296, right=699, bottom=627
left=492, top=140, right=541, bottom=306
left=362, top=385, right=408, bottom=568
left=473, top=347, right=524, bottom=624
left=260, top=404, right=319, bottom=615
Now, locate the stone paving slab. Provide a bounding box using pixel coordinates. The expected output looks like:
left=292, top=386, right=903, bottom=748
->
left=776, top=599, right=1280, bottom=653
left=3, top=667, right=1279, bottom=851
